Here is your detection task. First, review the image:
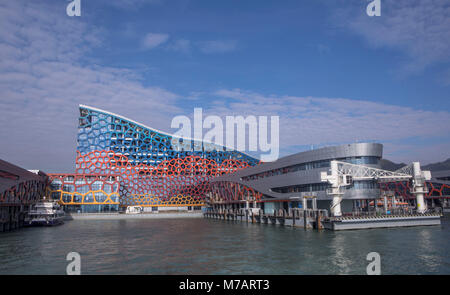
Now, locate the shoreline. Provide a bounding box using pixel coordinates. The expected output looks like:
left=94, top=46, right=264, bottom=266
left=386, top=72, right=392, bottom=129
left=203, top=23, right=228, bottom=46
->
left=65, top=212, right=203, bottom=220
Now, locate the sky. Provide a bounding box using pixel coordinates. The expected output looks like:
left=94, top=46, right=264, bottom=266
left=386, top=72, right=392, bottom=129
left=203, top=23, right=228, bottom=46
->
left=0, top=0, right=449, bottom=172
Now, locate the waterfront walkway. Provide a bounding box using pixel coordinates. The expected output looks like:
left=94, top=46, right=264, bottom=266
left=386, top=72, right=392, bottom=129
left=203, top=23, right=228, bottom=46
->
left=66, top=212, right=203, bottom=220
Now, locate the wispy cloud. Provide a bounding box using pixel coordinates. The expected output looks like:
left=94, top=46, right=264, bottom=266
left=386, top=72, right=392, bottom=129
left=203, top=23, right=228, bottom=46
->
left=197, top=40, right=238, bottom=54
left=141, top=35, right=236, bottom=54
left=382, top=141, right=450, bottom=166
left=142, top=33, right=170, bottom=49
left=99, top=0, right=163, bottom=10
left=207, top=88, right=450, bottom=163
left=0, top=1, right=448, bottom=171
left=0, top=1, right=180, bottom=171
left=333, top=0, right=450, bottom=76
left=166, top=39, right=191, bottom=53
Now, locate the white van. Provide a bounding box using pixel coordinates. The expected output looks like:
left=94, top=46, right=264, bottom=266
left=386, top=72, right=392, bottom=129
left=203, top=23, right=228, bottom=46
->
left=125, top=206, right=143, bottom=214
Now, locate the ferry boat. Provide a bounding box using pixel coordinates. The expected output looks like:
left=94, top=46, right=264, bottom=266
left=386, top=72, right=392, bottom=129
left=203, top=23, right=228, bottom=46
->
left=24, top=201, right=65, bottom=226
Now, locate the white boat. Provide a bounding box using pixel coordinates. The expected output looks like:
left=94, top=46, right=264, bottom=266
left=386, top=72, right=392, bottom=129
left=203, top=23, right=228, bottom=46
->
left=24, top=201, right=65, bottom=226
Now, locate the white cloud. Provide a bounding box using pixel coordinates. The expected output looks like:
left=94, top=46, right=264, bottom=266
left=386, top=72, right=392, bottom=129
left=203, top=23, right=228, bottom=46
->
left=0, top=1, right=180, bottom=172
left=0, top=1, right=448, bottom=171
left=167, top=39, right=191, bottom=53
left=142, top=33, right=169, bottom=50
left=382, top=141, right=450, bottom=165
left=167, top=39, right=238, bottom=54
left=197, top=40, right=237, bottom=54
left=208, top=89, right=450, bottom=163
left=333, top=0, right=450, bottom=75
left=99, top=0, right=162, bottom=10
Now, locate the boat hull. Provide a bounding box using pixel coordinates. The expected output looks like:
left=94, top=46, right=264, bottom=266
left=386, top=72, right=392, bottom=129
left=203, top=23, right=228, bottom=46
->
left=24, top=218, right=64, bottom=227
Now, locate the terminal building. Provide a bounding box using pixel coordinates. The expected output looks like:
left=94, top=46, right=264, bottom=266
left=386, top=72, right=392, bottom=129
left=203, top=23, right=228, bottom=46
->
left=210, top=143, right=450, bottom=215
left=210, top=143, right=383, bottom=214
left=380, top=170, right=450, bottom=209
left=43, top=105, right=449, bottom=215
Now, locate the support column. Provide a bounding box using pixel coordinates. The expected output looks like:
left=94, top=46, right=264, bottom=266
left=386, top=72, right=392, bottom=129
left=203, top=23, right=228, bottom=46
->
left=302, top=197, right=308, bottom=211
left=412, top=162, right=427, bottom=214
left=329, top=161, right=343, bottom=217
left=331, top=197, right=342, bottom=217
left=312, top=198, right=317, bottom=210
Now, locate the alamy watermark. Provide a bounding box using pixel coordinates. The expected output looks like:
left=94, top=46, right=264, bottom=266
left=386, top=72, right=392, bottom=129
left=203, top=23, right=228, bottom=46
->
left=66, top=252, right=81, bottom=275
left=366, top=0, right=381, bottom=17
left=66, top=0, right=81, bottom=17
left=366, top=252, right=381, bottom=275
left=171, top=108, right=279, bottom=162
left=66, top=1, right=380, bottom=18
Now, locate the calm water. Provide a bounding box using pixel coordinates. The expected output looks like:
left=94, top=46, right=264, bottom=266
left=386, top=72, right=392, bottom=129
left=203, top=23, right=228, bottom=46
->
left=1, top=216, right=449, bottom=275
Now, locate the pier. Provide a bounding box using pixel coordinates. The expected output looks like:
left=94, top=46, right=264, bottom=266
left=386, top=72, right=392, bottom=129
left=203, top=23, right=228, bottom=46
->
left=0, top=160, right=47, bottom=232
left=0, top=205, right=24, bottom=232
left=323, top=213, right=442, bottom=230
left=204, top=208, right=328, bottom=229
left=203, top=208, right=442, bottom=231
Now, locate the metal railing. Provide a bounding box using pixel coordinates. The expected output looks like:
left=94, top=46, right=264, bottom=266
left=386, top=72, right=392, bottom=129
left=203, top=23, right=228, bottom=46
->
left=205, top=207, right=329, bottom=219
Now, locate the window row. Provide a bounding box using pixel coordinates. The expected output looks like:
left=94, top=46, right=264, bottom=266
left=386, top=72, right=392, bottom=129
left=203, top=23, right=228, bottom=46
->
left=242, top=156, right=380, bottom=181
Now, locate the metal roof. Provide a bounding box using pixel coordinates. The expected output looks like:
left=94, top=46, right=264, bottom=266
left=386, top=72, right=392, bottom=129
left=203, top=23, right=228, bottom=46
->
left=0, top=159, right=47, bottom=194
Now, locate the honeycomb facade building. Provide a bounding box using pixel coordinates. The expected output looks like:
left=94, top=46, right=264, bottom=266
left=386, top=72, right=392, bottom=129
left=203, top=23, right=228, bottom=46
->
left=47, top=105, right=259, bottom=212
left=47, top=173, right=121, bottom=213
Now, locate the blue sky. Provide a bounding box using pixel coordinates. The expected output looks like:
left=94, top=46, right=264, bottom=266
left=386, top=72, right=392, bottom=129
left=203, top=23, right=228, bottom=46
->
left=0, top=0, right=449, bottom=172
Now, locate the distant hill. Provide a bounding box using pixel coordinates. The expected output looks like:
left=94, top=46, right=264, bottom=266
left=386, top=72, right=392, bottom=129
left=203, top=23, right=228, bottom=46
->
left=422, top=158, right=450, bottom=172
left=380, top=158, right=450, bottom=172
left=380, top=159, right=407, bottom=171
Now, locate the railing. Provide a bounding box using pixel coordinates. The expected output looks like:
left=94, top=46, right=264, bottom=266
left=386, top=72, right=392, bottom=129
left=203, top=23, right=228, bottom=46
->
left=206, top=206, right=442, bottom=218
left=339, top=206, right=442, bottom=218
left=205, top=208, right=329, bottom=219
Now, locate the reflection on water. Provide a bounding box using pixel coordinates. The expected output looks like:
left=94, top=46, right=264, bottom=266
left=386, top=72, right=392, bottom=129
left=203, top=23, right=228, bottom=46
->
left=0, top=216, right=449, bottom=274
left=330, top=234, right=353, bottom=274
left=416, top=229, right=439, bottom=273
